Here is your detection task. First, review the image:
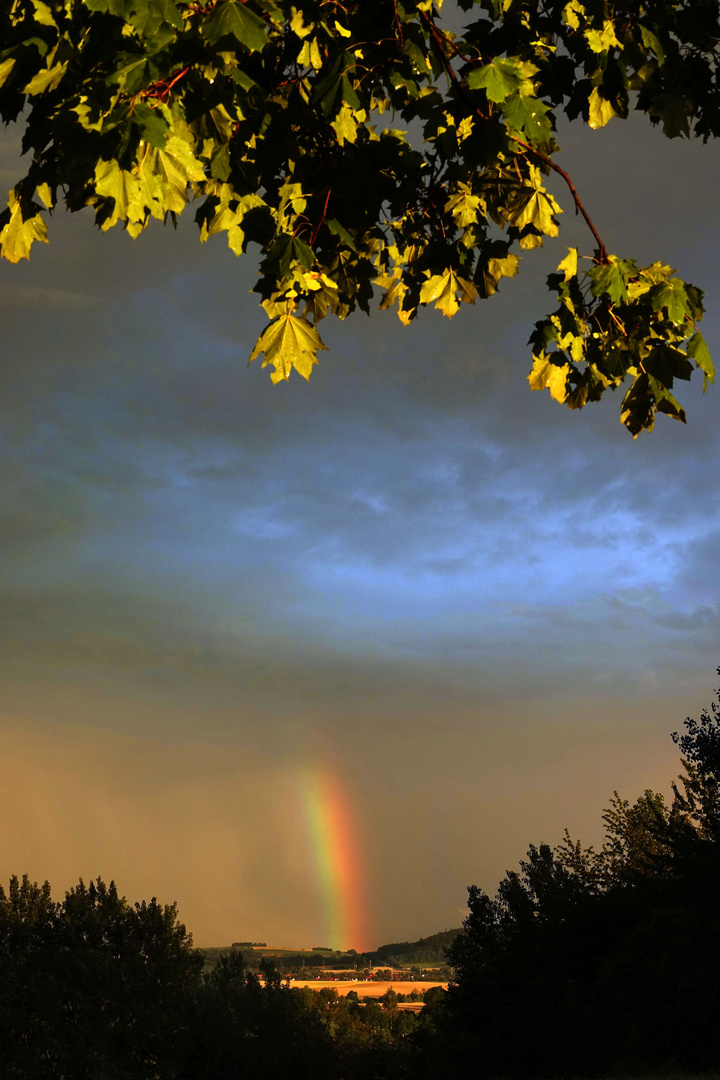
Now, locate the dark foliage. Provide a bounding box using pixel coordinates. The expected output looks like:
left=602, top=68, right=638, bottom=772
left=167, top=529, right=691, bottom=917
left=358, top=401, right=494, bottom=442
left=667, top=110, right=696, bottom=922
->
left=422, top=669, right=720, bottom=1079
left=0, top=879, right=415, bottom=1079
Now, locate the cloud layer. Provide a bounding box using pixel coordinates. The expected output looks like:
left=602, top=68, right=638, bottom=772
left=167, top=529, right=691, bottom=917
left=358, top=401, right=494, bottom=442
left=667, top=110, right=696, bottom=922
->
left=1, top=111, right=719, bottom=945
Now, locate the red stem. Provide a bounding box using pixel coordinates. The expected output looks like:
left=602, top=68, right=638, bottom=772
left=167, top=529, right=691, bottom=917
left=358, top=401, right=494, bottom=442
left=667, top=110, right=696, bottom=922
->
left=310, top=189, right=332, bottom=247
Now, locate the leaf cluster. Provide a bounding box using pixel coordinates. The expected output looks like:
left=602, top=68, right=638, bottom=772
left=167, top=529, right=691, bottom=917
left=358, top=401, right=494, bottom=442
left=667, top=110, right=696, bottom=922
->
left=1, top=0, right=718, bottom=432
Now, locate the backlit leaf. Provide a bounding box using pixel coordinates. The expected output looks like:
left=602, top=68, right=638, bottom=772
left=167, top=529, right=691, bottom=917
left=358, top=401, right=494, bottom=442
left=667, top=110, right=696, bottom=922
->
left=249, top=309, right=327, bottom=383
left=467, top=58, right=523, bottom=103
left=528, top=356, right=571, bottom=402
left=686, top=332, right=715, bottom=388
left=588, top=87, right=616, bottom=129
left=0, top=58, right=16, bottom=90
left=0, top=191, right=48, bottom=262
left=585, top=20, right=620, bottom=53
left=558, top=248, right=577, bottom=281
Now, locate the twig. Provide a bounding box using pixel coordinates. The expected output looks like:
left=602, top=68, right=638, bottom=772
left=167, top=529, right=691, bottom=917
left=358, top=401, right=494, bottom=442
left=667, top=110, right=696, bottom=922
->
left=310, top=189, right=332, bottom=246
left=509, top=135, right=608, bottom=262
left=392, top=0, right=404, bottom=47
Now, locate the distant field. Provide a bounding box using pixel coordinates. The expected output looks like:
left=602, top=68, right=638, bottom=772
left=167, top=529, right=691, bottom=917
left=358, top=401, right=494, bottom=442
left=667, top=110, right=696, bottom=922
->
left=288, top=980, right=448, bottom=997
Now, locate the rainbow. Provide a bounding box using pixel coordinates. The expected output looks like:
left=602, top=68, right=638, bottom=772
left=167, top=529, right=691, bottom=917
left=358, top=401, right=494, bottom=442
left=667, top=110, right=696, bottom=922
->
left=299, top=766, right=370, bottom=952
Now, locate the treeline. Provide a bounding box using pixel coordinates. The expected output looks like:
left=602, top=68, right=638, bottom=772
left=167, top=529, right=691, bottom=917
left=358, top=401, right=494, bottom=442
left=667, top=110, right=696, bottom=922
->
left=0, top=882, right=416, bottom=1079
left=365, top=928, right=462, bottom=968
left=3, top=672, right=720, bottom=1078
left=421, top=671, right=720, bottom=1078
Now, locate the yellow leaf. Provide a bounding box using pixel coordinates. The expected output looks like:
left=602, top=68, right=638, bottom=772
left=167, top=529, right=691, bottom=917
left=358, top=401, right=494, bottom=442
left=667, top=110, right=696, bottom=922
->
left=24, top=62, right=68, bottom=95
left=456, top=276, right=477, bottom=304
left=331, top=102, right=359, bottom=146
left=588, top=87, right=616, bottom=129
left=94, top=159, right=151, bottom=230
left=585, top=19, right=620, bottom=53
left=376, top=271, right=408, bottom=313
left=419, top=270, right=459, bottom=318
left=528, top=356, right=571, bottom=402
left=249, top=310, right=327, bottom=383
left=290, top=6, right=314, bottom=38
left=0, top=190, right=48, bottom=262
left=562, top=0, right=583, bottom=29
left=309, top=38, right=322, bottom=71
left=0, top=58, right=16, bottom=90
left=510, top=165, right=561, bottom=236
left=487, top=254, right=519, bottom=281
left=445, top=185, right=481, bottom=228
left=558, top=247, right=577, bottom=280
left=302, top=271, right=337, bottom=291
left=36, top=182, right=53, bottom=210
left=31, top=0, right=56, bottom=27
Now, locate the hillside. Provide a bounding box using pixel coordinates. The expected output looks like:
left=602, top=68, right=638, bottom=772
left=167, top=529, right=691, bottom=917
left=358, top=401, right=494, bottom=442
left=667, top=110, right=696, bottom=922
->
left=364, top=929, right=463, bottom=968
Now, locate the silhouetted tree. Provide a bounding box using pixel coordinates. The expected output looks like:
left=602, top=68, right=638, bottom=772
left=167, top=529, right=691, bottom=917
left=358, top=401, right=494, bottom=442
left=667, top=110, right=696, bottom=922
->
left=434, top=670, right=720, bottom=1078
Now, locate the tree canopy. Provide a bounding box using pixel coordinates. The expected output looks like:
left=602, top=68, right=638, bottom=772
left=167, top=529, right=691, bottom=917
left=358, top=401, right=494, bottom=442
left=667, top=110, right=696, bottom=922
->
left=0, top=0, right=717, bottom=434
left=431, top=670, right=720, bottom=1078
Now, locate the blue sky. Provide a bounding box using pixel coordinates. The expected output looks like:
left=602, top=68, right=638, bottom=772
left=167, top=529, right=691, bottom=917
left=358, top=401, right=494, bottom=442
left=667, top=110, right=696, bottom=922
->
left=1, top=105, right=719, bottom=947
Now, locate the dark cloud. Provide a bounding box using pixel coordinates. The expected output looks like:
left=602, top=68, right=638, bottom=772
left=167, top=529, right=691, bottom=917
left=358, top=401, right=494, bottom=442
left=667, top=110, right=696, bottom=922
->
left=1, top=107, right=719, bottom=945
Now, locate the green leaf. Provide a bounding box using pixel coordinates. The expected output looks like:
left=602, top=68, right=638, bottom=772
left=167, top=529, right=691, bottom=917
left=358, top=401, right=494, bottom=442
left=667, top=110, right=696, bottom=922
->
left=620, top=372, right=654, bottom=437
left=131, top=102, right=168, bottom=149
left=562, top=1, right=583, bottom=30
left=467, top=58, right=523, bottom=103
left=649, top=277, right=691, bottom=324
left=501, top=93, right=552, bottom=143
left=325, top=218, right=358, bottom=252
left=686, top=332, right=715, bottom=388
left=203, top=0, right=268, bottom=51
left=376, top=270, right=409, bottom=315
left=649, top=92, right=691, bottom=138
left=487, top=253, right=519, bottom=282
left=420, top=270, right=459, bottom=317
left=588, top=257, right=629, bottom=304
left=263, top=234, right=313, bottom=279
left=640, top=25, right=665, bottom=63
left=654, top=388, right=686, bottom=423
left=94, top=159, right=153, bottom=231
left=249, top=309, right=327, bottom=383
left=643, top=343, right=693, bottom=386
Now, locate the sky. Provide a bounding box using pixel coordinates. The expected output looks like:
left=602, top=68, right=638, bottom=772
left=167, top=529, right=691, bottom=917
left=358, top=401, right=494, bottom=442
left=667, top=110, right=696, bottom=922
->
left=1, top=80, right=720, bottom=949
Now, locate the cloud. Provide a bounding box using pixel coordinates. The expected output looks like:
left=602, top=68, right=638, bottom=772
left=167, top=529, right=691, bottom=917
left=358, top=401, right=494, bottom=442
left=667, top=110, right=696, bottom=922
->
left=0, top=285, right=93, bottom=309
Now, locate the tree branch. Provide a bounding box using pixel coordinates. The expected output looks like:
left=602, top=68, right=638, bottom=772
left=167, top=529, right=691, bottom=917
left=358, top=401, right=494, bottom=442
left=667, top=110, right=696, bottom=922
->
left=509, top=135, right=608, bottom=263
left=420, top=10, right=609, bottom=264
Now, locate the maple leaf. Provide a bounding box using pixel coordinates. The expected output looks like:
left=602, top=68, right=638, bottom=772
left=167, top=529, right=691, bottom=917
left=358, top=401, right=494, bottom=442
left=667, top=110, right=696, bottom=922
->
left=249, top=309, right=327, bottom=383
left=0, top=191, right=48, bottom=262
